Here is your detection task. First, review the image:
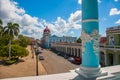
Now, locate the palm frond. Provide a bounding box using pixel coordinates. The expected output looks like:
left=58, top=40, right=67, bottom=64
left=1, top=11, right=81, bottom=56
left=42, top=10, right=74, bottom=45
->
left=13, top=23, right=19, bottom=28
left=3, top=22, right=20, bottom=40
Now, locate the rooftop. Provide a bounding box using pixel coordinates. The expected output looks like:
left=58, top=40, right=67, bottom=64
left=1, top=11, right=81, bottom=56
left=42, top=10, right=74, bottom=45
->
left=106, top=25, right=120, bottom=31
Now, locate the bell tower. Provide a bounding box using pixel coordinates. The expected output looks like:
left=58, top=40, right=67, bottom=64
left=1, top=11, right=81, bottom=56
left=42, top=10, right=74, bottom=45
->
left=43, top=26, right=51, bottom=48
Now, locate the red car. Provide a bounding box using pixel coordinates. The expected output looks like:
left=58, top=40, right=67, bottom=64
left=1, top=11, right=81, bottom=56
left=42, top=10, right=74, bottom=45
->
left=73, top=57, right=81, bottom=65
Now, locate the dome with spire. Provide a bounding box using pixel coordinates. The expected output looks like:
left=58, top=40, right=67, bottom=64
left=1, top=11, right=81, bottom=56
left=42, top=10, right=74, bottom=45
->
left=44, top=26, right=50, bottom=33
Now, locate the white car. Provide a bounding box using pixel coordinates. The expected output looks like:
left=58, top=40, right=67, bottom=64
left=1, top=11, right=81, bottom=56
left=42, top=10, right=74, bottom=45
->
left=39, top=56, right=44, bottom=60
left=68, top=57, right=74, bottom=62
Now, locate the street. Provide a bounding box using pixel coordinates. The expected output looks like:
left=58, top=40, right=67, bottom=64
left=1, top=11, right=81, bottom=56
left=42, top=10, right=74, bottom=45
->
left=39, top=48, right=79, bottom=74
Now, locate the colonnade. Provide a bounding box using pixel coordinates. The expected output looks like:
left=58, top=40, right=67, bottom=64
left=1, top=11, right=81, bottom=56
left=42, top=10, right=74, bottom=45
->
left=51, top=43, right=106, bottom=67
left=51, top=43, right=81, bottom=57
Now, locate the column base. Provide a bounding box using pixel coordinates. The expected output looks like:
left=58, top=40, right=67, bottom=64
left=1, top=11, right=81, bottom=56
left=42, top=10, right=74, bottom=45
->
left=75, top=65, right=108, bottom=78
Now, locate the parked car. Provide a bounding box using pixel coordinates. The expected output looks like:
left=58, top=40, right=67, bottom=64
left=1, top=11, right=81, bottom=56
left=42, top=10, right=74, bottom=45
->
left=39, top=56, right=44, bottom=60
left=68, top=57, right=81, bottom=65
left=57, top=52, right=61, bottom=55
left=59, top=53, right=65, bottom=57
left=64, top=54, right=69, bottom=59
left=73, top=57, right=81, bottom=65
left=68, top=57, right=75, bottom=62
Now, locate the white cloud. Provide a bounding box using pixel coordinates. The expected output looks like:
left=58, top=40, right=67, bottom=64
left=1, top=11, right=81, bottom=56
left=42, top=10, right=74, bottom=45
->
left=115, top=19, right=120, bottom=24
left=48, top=15, right=81, bottom=36
left=21, top=14, right=39, bottom=26
left=109, top=8, right=120, bottom=16
left=0, top=0, right=82, bottom=38
left=68, top=10, right=81, bottom=29
left=0, top=0, right=45, bottom=38
left=100, top=33, right=106, bottom=37
left=0, top=0, right=25, bottom=20
left=114, top=0, right=118, bottom=2
left=55, top=17, right=67, bottom=29
left=68, top=10, right=81, bottom=23
left=68, top=23, right=81, bottom=29
left=78, top=0, right=82, bottom=4
left=46, top=12, right=82, bottom=37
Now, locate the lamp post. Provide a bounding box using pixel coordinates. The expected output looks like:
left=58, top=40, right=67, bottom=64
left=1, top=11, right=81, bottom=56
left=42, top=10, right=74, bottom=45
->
left=34, top=46, right=42, bottom=76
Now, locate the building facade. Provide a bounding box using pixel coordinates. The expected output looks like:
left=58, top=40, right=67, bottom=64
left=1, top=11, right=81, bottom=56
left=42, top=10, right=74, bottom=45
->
left=51, top=40, right=106, bottom=67
left=51, top=25, right=120, bottom=67
left=41, top=25, right=120, bottom=66
left=49, top=35, right=77, bottom=43
left=105, top=25, right=120, bottom=66
left=41, top=27, right=77, bottom=48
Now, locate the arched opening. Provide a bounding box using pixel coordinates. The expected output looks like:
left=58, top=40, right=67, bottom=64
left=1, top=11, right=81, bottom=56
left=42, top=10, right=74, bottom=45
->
left=75, top=48, right=77, bottom=57
left=119, top=55, right=120, bottom=64
left=100, top=51, right=105, bottom=67
left=67, top=48, right=69, bottom=54
left=78, top=49, right=81, bottom=57
left=64, top=47, right=66, bottom=53
left=70, top=48, right=72, bottom=56
left=108, top=53, right=114, bottom=66
left=72, top=48, right=74, bottom=56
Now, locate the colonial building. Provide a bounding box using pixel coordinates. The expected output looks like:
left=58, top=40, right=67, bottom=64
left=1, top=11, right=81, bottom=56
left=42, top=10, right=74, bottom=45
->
left=41, top=26, right=77, bottom=48
left=105, top=25, right=120, bottom=66
left=49, top=35, right=77, bottom=43
left=51, top=38, right=107, bottom=67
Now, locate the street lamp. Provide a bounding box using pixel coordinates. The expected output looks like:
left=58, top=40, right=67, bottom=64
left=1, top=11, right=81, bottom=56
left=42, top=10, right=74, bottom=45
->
left=34, top=46, right=42, bottom=76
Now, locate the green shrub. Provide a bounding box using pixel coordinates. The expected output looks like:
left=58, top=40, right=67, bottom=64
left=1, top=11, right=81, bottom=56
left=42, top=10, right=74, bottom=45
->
left=77, top=37, right=81, bottom=43
left=0, top=37, right=9, bottom=46
left=5, top=60, right=16, bottom=65
left=0, top=45, right=29, bottom=58
left=18, top=34, right=30, bottom=47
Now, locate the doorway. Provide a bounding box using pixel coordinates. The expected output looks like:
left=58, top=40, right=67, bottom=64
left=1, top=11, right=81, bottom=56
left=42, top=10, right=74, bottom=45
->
left=108, top=54, right=114, bottom=66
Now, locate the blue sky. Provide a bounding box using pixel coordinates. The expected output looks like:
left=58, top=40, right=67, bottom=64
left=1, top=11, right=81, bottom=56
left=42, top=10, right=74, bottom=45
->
left=0, top=0, right=120, bottom=39
left=15, top=0, right=80, bottom=21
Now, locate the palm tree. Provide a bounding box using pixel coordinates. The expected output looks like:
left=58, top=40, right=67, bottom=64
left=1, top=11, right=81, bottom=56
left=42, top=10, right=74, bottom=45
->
left=3, top=22, right=19, bottom=59
left=0, top=19, right=3, bottom=38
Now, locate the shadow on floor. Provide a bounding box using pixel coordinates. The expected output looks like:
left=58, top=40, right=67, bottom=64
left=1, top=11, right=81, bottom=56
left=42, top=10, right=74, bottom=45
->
left=0, top=59, right=25, bottom=66
left=71, top=75, right=97, bottom=80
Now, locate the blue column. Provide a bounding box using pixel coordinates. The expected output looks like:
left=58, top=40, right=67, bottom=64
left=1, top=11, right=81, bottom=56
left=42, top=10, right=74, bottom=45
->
left=81, top=0, right=99, bottom=67
left=76, top=0, right=108, bottom=78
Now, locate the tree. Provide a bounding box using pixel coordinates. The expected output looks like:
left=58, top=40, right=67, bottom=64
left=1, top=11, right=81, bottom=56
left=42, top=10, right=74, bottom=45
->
left=77, top=37, right=81, bottom=43
left=12, top=34, right=30, bottom=47
left=18, top=34, right=30, bottom=47
left=0, top=45, right=29, bottom=58
left=3, top=22, right=19, bottom=59
left=0, top=19, right=3, bottom=38
left=0, top=36, right=9, bottom=46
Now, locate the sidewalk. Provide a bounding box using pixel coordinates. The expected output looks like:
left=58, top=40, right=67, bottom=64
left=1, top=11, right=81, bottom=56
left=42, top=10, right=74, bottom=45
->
left=0, top=45, right=47, bottom=79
